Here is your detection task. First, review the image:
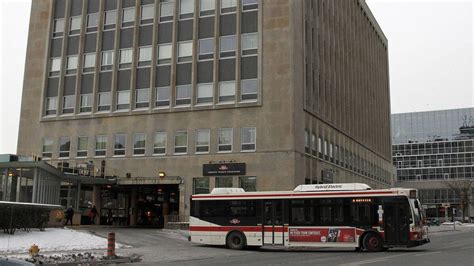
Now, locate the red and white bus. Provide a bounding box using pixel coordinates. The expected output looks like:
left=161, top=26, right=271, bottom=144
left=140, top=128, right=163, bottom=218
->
left=189, top=183, right=429, bottom=251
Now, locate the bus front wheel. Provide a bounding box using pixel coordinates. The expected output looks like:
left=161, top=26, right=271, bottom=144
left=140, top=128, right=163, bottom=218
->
left=226, top=231, right=247, bottom=250
left=363, top=233, right=383, bottom=252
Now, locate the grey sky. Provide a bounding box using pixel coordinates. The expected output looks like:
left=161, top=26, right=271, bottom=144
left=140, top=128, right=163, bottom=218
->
left=0, top=0, right=473, bottom=154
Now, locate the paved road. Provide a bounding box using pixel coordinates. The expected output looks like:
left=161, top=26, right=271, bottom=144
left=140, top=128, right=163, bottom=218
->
left=86, top=226, right=474, bottom=266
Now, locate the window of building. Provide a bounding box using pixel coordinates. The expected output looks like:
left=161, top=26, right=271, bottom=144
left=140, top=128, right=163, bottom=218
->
left=117, top=90, right=130, bottom=110
left=138, top=46, right=152, bottom=66
left=242, top=0, right=258, bottom=11
left=63, top=95, right=75, bottom=114
left=98, top=92, right=111, bottom=111
left=178, top=41, right=193, bottom=63
left=218, top=128, right=232, bottom=152
left=119, top=48, right=133, bottom=69
left=197, top=83, right=213, bottom=104
left=133, top=133, right=146, bottom=155
left=174, top=131, right=188, bottom=154
left=42, top=138, right=54, bottom=158
left=122, top=7, right=136, bottom=27
left=318, top=137, right=322, bottom=157
left=220, top=0, right=236, bottom=14
left=141, top=4, right=155, bottom=24
left=95, top=135, right=108, bottom=157
left=397, top=161, right=402, bottom=168
left=77, top=136, right=88, bottom=157
left=417, top=160, right=423, bottom=167
left=239, top=176, right=256, bottom=191
left=158, top=44, right=172, bottom=64
left=179, top=0, right=194, bottom=19
left=114, top=134, right=126, bottom=156
left=311, top=134, right=316, bottom=155
left=329, top=143, right=333, bottom=159
left=215, top=176, right=233, bottom=187
left=53, top=18, right=64, bottom=37
left=83, top=53, right=96, bottom=73
left=219, top=35, right=236, bottom=58
left=241, top=79, right=257, bottom=101
left=101, top=51, right=114, bottom=71
left=50, top=58, right=61, bottom=76
left=324, top=140, right=328, bottom=156
left=80, top=94, right=92, bottom=113
left=193, top=177, right=210, bottom=194
left=176, top=85, right=192, bottom=106
left=104, top=10, right=117, bottom=30
left=241, top=127, right=256, bottom=152
left=218, top=81, right=235, bottom=103
left=198, top=38, right=214, bottom=60
left=241, top=33, right=257, bottom=56
left=69, top=16, right=81, bottom=35
left=160, top=0, right=174, bottom=22
left=155, top=87, right=170, bottom=107
left=200, top=0, right=215, bottom=16
left=66, top=55, right=78, bottom=74
left=87, top=13, right=99, bottom=32
left=58, top=137, right=70, bottom=158
left=46, top=97, right=58, bottom=115
left=196, top=129, right=210, bottom=153
left=136, top=88, right=150, bottom=109
left=304, top=130, right=310, bottom=154
left=154, top=132, right=167, bottom=155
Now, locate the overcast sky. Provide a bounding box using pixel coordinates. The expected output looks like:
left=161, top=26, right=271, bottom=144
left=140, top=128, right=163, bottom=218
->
left=0, top=0, right=473, bottom=154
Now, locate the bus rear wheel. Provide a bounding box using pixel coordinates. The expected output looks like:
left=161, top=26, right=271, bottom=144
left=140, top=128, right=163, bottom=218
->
left=226, top=231, right=247, bottom=250
left=363, top=233, right=383, bottom=252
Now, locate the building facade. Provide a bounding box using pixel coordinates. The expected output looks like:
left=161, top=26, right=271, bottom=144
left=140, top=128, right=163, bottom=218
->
left=392, top=108, right=474, bottom=219
left=17, top=0, right=392, bottom=226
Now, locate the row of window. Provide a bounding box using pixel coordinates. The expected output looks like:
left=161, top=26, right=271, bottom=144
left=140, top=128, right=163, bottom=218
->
left=42, top=127, right=256, bottom=158
left=397, top=167, right=474, bottom=182
left=394, top=153, right=474, bottom=169
left=193, top=176, right=256, bottom=194
left=49, top=32, right=257, bottom=77
left=392, top=140, right=474, bottom=157
left=53, top=0, right=258, bottom=37
left=45, top=79, right=258, bottom=115
left=304, top=130, right=390, bottom=184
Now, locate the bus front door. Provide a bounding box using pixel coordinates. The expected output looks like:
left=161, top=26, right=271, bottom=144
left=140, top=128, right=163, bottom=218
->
left=384, top=202, right=409, bottom=245
left=262, top=200, right=284, bottom=245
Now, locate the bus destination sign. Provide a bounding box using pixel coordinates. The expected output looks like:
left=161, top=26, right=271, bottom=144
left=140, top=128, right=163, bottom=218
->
left=203, top=163, right=246, bottom=176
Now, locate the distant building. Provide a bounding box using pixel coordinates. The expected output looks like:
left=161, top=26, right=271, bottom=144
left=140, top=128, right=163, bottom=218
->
left=14, top=0, right=392, bottom=226
left=392, top=108, right=474, bottom=219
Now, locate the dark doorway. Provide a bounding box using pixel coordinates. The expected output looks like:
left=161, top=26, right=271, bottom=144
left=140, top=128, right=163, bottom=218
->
left=262, top=200, right=284, bottom=245
left=383, top=198, right=410, bottom=245
left=135, top=185, right=179, bottom=228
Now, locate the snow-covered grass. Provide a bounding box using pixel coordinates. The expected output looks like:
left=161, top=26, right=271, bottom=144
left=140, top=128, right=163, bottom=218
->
left=0, top=228, right=129, bottom=255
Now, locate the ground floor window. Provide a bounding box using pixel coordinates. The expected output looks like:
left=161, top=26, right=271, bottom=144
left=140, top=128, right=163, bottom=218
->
left=193, top=177, right=210, bottom=194
left=239, top=176, right=256, bottom=191
left=215, top=176, right=233, bottom=188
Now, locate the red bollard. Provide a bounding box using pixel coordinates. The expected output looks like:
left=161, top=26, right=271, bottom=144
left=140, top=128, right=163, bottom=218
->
left=107, top=232, right=116, bottom=258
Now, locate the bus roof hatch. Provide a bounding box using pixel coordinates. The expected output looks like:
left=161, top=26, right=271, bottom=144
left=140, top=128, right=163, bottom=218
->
left=293, top=183, right=372, bottom=192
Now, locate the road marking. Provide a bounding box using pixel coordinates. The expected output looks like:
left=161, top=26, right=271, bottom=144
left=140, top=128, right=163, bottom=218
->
left=339, top=254, right=407, bottom=266
left=414, top=251, right=442, bottom=257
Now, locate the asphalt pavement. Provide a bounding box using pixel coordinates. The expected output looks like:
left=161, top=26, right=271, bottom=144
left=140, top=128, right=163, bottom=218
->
left=85, top=225, right=474, bottom=266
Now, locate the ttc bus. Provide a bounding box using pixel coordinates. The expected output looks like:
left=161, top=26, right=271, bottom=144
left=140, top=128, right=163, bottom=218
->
left=189, top=183, right=429, bottom=251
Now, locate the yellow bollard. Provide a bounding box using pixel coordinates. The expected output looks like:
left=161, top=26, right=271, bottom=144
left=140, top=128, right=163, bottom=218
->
left=29, top=244, right=40, bottom=257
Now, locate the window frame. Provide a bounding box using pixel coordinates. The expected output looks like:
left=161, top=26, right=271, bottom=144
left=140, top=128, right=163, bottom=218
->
left=50, top=58, right=61, bottom=76
left=219, top=35, right=237, bottom=58
left=122, top=7, right=136, bottom=28
left=241, top=32, right=258, bottom=56
left=196, top=83, right=214, bottom=104
left=140, top=4, right=155, bottom=24
left=116, top=90, right=131, bottom=110
left=69, top=16, right=81, bottom=35
left=218, top=128, right=233, bottom=152
left=62, top=95, right=75, bottom=114
left=80, top=93, right=93, bottom=113
left=113, top=134, right=127, bottom=157
left=98, top=92, right=112, bottom=111
left=220, top=0, right=237, bottom=14
left=138, top=46, right=152, bottom=67
left=133, top=133, right=146, bottom=155
left=104, top=10, right=117, bottom=30
left=77, top=136, right=89, bottom=158
left=195, top=129, right=211, bottom=154
left=199, top=0, right=215, bottom=17
left=218, top=81, right=236, bottom=103
left=101, top=50, right=114, bottom=71
left=42, top=138, right=54, bottom=159
left=177, top=41, right=193, bottom=63
left=153, top=131, right=167, bottom=155
left=179, top=0, right=194, bottom=20
left=240, top=79, right=258, bottom=101
left=135, top=88, right=150, bottom=109
left=83, top=53, right=96, bottom=73
left=45, top=97, right=58, bottom=116
left=95, top=135, right=108, bottom=157
left=175, top=85, right=192, bottom=106
left=174, top=131, right=188, bottom=154
left=241, top=127, right=256, bottom=152
left=198, top=38, right=214, bottom=61
left=157, top=43, right=173, bottom=65
left=119, top=48, right=133, bottom=69
left=155, top=87, right=171, bottom=108
left=59, top=137, right=71, bottom=158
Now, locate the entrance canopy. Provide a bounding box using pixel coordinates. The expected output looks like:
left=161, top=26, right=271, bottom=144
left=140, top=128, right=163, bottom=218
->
left=0, top=161, right=115, bottom=207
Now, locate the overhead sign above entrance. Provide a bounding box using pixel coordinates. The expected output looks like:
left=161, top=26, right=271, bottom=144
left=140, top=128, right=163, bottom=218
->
left=203, top=163, right=246, bottom=176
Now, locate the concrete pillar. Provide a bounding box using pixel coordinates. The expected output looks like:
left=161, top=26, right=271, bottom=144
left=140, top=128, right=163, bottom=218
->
left=16, top=174, right=21, bottom=202
left=129, top=188, right=137, bottom=226
left=75, top=183, right=81, bottom=210
left=32, top=168, right=39, bottom=203
left=179, top=182, right=186, bottom=217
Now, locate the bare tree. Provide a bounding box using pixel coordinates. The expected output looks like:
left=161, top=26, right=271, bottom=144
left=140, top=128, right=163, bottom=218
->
left=443, top=179, right=473, bottom=221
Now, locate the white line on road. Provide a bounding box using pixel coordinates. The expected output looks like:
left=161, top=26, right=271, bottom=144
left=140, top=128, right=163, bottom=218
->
left=414, top=251, right=442, bottom=257
left=339, top=254, right=407, bottom=266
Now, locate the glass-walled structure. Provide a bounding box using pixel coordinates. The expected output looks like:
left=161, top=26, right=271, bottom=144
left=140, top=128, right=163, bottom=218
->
left=391, top=108, right=474, bottom=220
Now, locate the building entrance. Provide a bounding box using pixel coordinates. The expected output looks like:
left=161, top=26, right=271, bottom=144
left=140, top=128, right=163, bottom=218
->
left=133, top=185, right=180, bottom=228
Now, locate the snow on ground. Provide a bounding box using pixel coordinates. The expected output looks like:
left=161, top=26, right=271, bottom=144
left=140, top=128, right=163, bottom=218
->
left=0, top=228, right=129, bottom=255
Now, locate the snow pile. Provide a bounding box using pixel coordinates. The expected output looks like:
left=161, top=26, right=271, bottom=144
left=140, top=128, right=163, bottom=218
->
left=0, top=228, right=128, bottom=254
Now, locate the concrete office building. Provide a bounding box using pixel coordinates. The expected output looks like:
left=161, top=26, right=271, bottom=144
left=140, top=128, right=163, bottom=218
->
left=392, top=108, right=474, bottom=219
left=17, top=0, right=392, bottom=226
